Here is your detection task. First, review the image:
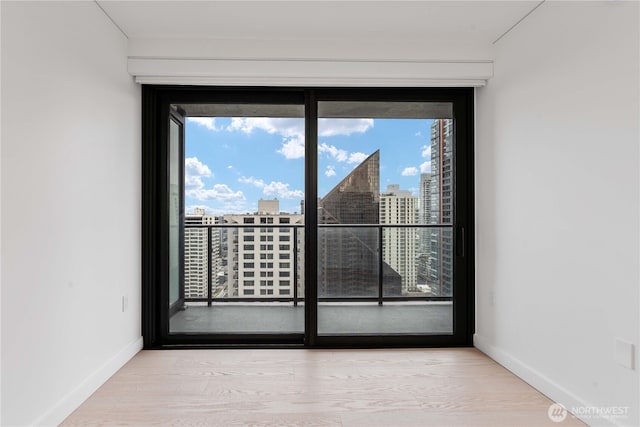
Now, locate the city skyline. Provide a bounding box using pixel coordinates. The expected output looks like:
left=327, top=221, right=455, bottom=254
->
left=185, top=116, right=435, bottom=215
left=182, top=118, right=453, bottom=299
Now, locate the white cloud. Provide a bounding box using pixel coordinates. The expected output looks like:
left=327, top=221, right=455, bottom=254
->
left=187, top=184, right=246, bottom=204
left=238, top=176, right=265, bottom=188
left=277, top=136, right=305, bottom=159
left=318, top=143, right=348, bottom=162
left=184, top=157, right=246, bottom=211
left=325, top=165, right=336, bottom=177
left=226, top=118, right=306, bottom=160
left=227, top=117, right=304, bottom=138
left=415, top=131, right=422, bottom=137
left=185, top=176, right=205, bottom=191
left=185, top=157, right=212, bottom=178
left=226, top=117, right=373, bottom=160
left=239, top=176, right=304, bottom=199
left=347, top=152, right=368, bottom=164
left=227, top=165, right=233, bottom=169
left=401, top=167, right=418, bottom=176
left=318, top=119, right=374, bottom=137
left=421, top=145, right=431, bottom=158
left=318, top=144, right=369, bottom=165
left=263, top=182, right=304, bottom=199
left=185, top=157, right=212, bottom=191
left=420, top=161, right=431, bottom=173
left=187, top=117, right=219, bottom=131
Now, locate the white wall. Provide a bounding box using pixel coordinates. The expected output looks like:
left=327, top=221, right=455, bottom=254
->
left=1, top=2, right=141, bottom=426
left=0, top=2, right=3, bottom=424
left=1, top=0, right=638, bottom=425
left=475, top=2, right=639, bottom=426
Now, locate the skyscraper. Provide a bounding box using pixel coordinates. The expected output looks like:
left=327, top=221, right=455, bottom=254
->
left=418, top=174, right=433, bottom=249
left=319, top=150, right=380, bottom=225
left=380, top=184, right=418, bottom=294
left=417, top=173, right=433, bottom=292
left=184, top=208, right=222, bottom=299
left=318, top=150, right=402, bottom=297
left=428, top=119, right=454, bottom=296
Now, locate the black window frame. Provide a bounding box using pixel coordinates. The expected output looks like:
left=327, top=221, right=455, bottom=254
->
left=142, top=86, right=474, bottom=349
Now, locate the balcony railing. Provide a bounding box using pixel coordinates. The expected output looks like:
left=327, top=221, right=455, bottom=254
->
left=183, top=223, right=453, bottom=307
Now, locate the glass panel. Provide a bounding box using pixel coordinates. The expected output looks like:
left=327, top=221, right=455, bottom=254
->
left=317, top=101, right=454, bottom=336
left=420, top=227, right=454, bottom=297
left=318, top=301, right=452, bottom=335
left=183, top=222, right=210, bottom=299
left=382, top=226, right=416, bottom=297
left=170, top=103, right=304, bottom=335
left=317, top=226, right=453, bottom=335
left=318, top=226, right=379, bottom=298
left=168, top=118, right=181, bottom=308
left=383, top=227, right=453, bottom=297
left=296, top=227, right=305, bottom=300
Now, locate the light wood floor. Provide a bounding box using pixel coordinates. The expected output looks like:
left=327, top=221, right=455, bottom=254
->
left=62, top=348, right=585, bottom=426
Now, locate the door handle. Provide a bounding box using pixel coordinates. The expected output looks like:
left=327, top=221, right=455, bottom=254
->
left=456, top=225, right=465, bottom=258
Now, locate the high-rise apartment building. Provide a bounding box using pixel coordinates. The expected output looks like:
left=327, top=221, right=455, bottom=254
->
left=417, top=173, right=433, bottom=292
left=318, top=151, right=402, bottom=297
left=380, top=184, right=418, bottom=294
left=427, top=119, right=454, bottom=296
left=184, top=208, right=222, bottom=299
left=418, top=174, right=433, bottom=249
left=224, top=199, right=303, bottom=298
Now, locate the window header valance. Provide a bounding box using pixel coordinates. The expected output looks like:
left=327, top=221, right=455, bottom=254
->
left=128, top=58, right=493, bottom=87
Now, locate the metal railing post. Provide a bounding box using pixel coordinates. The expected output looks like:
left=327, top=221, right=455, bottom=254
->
left=293, top=226, right=298, bottom=307
left=378, top=225, right=383, bottom=306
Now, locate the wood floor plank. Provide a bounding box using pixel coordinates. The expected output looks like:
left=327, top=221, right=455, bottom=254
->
left=61, top=349, right=586, bottom=426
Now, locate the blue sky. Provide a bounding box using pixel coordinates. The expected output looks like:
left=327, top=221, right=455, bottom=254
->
left=185, top=117, right=434, bottom=215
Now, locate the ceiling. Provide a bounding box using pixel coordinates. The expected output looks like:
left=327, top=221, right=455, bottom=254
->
left=98, top=1, right=540, bottom=45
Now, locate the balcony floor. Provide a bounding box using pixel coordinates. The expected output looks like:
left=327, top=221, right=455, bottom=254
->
left=170, top=302, right=452, bottom=335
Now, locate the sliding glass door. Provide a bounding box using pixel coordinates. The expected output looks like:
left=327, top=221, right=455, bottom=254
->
left=171, top=102, right=305, bottom=337
left=315, top=101, right=455, bottom=338
left=142, top=87, right=473, bottom=348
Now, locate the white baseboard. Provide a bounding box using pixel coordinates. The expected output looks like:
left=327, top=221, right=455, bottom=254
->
left=474, top=333, right=625, bottom=427
left=33, top=336, right=143, bottom=427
